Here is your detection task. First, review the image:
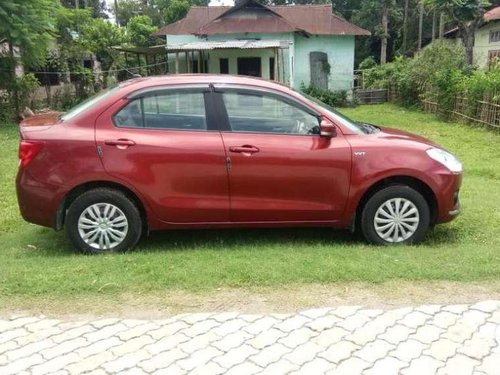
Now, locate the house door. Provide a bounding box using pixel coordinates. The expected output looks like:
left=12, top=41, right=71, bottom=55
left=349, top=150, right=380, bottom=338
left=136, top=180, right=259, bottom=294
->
left=310, top=52, right=328, bottom=90
left=237, top=57, right=262, bottom=77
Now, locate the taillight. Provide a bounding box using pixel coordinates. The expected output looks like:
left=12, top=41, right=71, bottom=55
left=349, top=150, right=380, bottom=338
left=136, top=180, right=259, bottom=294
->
left=18, top=141, right=43, bottom=168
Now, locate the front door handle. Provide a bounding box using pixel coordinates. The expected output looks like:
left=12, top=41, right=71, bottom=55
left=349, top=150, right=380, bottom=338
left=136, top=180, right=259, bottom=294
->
left=229, top=145, right=260, bottom=154
left=104, top=139, right=136, bottom=148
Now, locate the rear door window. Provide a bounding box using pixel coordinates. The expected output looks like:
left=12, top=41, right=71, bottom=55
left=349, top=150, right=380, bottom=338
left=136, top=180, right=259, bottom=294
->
left=114, top=90, right=207, bottom=131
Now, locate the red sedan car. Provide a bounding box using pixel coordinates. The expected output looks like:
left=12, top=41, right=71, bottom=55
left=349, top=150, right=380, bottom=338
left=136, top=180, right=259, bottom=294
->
left=16, top=75, right=462, bottom=253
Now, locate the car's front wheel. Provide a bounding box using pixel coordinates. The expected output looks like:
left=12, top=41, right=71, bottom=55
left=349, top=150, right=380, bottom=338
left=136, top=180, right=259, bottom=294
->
left=65, top=188, right=142, bottom=254
left=361, top=185, right=430, bottom=245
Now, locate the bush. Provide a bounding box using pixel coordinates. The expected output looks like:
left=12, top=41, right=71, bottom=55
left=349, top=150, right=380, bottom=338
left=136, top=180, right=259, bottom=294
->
left=300, top=85, right=349, bottom=107
left=361, top=41, right=471, bottom=115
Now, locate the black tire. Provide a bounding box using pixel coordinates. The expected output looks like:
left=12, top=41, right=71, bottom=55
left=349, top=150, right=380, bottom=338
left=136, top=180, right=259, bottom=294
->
left=360, top=185, right=430, bottom=245
left=65, top=188, right=142, bottom=254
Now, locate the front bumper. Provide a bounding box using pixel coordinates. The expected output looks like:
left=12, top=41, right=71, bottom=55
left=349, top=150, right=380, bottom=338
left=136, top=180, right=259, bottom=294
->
left=435, top=172, right=462, bottom=224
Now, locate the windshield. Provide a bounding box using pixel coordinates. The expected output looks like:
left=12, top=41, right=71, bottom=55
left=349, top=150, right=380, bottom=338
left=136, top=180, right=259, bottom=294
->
left=60, top=85, right=120, bottom=122
left=297, top=90, right=366, bottom=134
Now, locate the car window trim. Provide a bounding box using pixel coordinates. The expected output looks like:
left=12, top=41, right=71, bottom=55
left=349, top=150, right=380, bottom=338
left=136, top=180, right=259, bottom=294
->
left=126, top=84, right=211, bottom=100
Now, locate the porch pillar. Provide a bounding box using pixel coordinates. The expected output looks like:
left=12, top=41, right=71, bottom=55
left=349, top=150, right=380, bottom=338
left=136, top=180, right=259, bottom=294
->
left=175, top=52, right=179, bottom=74
left=274, top=48, right=279, bottom=82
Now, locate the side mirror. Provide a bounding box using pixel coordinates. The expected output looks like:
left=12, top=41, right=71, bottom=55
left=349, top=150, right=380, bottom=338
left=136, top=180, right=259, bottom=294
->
left=320, top=118, right=336, bottom=138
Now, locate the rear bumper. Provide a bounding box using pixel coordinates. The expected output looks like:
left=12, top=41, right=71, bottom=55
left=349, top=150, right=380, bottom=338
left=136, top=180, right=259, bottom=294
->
left=16, top=169, right=64, bottom=229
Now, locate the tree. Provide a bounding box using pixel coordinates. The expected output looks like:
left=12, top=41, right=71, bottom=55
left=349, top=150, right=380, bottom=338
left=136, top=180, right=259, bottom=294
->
left=351, top=0, right=399, bottom=64
left=79, top=17, right=126, bottom=75
left=426, top=0, right=490, bottom=65
left=127, top=15, right=160, bottom=46
left=113, top=0, right=156, bottom=26
left=0, top=0, right=58, bottom=67
left=60, top=0, right=109, bottom=19
left=0, top=0, right=59, bottom=115
left=164, top=0, right=190, bottom=24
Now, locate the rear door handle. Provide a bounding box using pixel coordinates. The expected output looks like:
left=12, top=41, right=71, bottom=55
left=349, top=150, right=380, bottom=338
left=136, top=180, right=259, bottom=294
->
left=229, top=145, right=260, bottom=154
left=104, top=139, right=136, bottom=147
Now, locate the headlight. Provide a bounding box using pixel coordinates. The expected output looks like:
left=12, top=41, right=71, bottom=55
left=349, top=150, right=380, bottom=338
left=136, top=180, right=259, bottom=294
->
left=426, top=148, right=463, bottom=173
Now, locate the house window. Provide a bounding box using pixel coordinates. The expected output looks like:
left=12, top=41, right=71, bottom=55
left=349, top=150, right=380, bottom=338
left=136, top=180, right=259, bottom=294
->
left=269, top=57, right=275, bottom=80
left=488, top=50, right=500, bottom=67
left=220, top=58, right=229, bottom=74
left=490, top=30, right=500, bottom=43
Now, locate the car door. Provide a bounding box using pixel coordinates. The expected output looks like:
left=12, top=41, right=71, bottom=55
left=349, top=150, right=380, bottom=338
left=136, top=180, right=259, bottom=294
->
left=95, top=86, right=230, bottom=224
left=217, top=87, right=352, bottom=223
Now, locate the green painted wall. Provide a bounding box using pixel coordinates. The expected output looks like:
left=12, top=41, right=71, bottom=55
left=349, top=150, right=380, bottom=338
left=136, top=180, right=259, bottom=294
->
left=473, top=22, right=500, bottom=69
left=294, top=35, right=354, bottom=91
left=164, top=32, right=355, bottom=92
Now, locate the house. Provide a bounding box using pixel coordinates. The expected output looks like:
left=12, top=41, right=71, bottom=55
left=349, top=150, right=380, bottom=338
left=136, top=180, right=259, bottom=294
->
left=444, top=6, right=500, bottom=69
left=155, top=0, right=369, bottom=92
left=474, top=6, right=500, bottom=68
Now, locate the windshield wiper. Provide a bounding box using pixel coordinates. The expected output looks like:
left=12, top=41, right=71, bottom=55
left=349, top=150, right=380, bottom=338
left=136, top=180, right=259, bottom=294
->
left=359, top=123, right=381, bottom=134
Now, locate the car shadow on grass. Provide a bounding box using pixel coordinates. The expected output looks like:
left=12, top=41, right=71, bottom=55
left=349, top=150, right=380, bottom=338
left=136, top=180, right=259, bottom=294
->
left=136, top=227, right=361, bottom=253
left=22, top=224, right=461, bottom=256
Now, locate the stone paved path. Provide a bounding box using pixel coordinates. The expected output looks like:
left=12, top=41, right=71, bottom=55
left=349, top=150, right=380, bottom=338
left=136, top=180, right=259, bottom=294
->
left=1, top=301, right=500, bottom=375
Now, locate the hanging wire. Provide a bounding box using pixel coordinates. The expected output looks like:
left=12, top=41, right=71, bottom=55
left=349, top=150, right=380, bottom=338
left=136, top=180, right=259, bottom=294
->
left=0, top=61, right=168, bottom=75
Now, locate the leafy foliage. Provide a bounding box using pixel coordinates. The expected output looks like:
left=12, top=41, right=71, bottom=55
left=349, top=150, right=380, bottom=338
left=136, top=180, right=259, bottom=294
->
left=0, top=0, right=59, bottom=67
left=114, top=0, right=208, bottom=27
left=362, top=39, right=500, bottom=121
left=300, top=85, right=349, bottom=107
left=425, top=0, right=490, bottom=64
left=127, top=16, right=160, bottom=47
left=364, top=41, right=469, bottom=108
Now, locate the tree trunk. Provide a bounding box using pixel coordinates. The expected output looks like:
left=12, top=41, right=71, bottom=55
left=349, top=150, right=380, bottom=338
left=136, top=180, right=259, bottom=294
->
left=381, top=4, right=389, bottom=64
left=8, top=42, right=20, bottom=118
left=114, top=0, right=120, bottom=26
left=462, top=26, right=475, bottom=65
left=402, top=0, right=409, bottom=53
left=418, top=1, right=424, bottom=50
left=432, top=10, right=436, bottom=41
left=439, top=12, right=445, bottom=39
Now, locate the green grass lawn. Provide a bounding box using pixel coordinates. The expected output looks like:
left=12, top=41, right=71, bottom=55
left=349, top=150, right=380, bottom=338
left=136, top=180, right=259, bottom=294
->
left=1, top=103, right=499, bottom=302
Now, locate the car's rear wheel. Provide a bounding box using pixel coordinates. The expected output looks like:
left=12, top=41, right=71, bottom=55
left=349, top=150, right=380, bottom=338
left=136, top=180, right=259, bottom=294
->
left=65, top=188, right=142, bottom=254
left=361, top=185, right=430, bottom=245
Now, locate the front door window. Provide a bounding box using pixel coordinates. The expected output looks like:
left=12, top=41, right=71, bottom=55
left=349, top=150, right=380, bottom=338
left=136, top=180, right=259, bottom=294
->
left=222, top=91, right=320, bottom=135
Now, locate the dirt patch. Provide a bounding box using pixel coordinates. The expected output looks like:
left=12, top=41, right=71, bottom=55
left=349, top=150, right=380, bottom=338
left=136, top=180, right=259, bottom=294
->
left=2, top=280, right=500, bottom=319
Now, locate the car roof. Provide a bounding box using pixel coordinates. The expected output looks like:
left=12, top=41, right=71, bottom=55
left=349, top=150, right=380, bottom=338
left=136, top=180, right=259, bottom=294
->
left=119, top=74, right=292, bottom=93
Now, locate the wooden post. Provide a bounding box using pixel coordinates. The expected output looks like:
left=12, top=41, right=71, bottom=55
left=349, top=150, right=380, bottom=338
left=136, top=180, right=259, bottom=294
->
left=280, top=48, right=285, bottom=84
left=274, top=47, right=279, bottom=81
left=175, top=52, right=179, bottom=74
left=197, top=50, right=201, bottom=73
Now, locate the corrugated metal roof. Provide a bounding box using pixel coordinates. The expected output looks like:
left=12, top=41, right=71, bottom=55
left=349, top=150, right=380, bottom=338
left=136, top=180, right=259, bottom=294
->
left=156, top=3, right=369, bottom=37
left=485, top=6, right=500, bottom=22
left=165, top=40, right=290, bottom=51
